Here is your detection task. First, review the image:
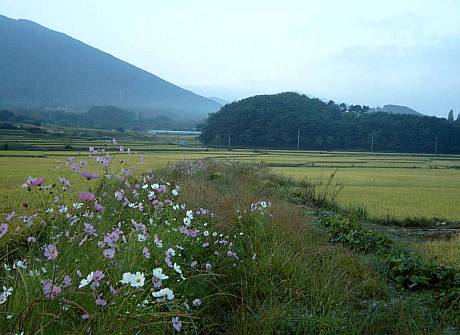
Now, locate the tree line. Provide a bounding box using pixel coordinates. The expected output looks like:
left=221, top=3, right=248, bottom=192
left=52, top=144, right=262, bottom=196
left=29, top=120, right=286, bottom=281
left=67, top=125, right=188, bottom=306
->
left=0, top=106, right=196, bottom=131
left=199, top=92, right=460, bottom=154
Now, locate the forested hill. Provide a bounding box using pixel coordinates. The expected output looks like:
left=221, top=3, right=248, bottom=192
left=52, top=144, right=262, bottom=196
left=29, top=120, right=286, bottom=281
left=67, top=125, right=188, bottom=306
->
left=0, top=15, right=220, bottom=119
left=200, top=92, right=460, bottom=153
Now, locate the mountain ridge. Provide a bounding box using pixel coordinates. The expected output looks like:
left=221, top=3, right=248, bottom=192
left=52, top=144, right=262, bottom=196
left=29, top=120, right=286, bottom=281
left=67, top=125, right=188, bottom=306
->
left=371, top=104, right=423, bottom=116
left=0, top=15, right=220, bottom=119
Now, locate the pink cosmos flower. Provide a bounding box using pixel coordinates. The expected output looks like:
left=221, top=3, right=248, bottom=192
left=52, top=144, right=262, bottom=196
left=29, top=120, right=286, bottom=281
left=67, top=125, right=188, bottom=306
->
left=93, top=270, right=105, bottom=283
left=30, top=177, right=46, bottom=187
left=42, top=280, right=62, bottom=299
left=109, top=285, right=119, bottom=296
left=80, top=171, right=98, bottom=180
left=5, top=211, right=15, bottom=222
left=172, top=317, right=182, bottom=332
left=62, top=275, right=72, bottom=288
left=103, top=248, right=115, bottom=259
left=79, top=191, right=95, bottom=202
left=143, top=247, right=151, bottom=259
left=43, top=244, right=58, bottom=260
left=95, top=202, right=104, bottom=212
left=0, top=223, right=8, bottom=239
left=96, top=296, right=107, bottom=306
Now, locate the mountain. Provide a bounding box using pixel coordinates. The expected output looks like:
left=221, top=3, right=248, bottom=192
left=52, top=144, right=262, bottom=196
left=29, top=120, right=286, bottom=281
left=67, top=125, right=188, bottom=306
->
left=208, top=97, right=228, bottom=106
left=0, top=15, right=220, bottom=119
left=371, top=104, right=423, bottom=116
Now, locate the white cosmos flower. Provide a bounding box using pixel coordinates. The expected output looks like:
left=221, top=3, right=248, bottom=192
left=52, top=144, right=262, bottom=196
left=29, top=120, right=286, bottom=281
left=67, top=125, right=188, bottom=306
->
left=14, top=260, right=27, bottom=269
left=152, top=288, right=174, bottom=301
left=166, top=248, right=176, bottom=257
left=120, top=272, right=133, bottom=285
left=137, top=234, right=146, bottom=242
left=59, top=206, right=68, bottom=213
left=173, top=263, right=182, bottom=274
left=130, top=272, right=145, bottom=287
left=121, top=272, right=145, bottom=287
left=0, top=286, right=13, bottom=305
left=79, top=272, right=94, bottom=288
left=152, top=267, right=169, bottom=280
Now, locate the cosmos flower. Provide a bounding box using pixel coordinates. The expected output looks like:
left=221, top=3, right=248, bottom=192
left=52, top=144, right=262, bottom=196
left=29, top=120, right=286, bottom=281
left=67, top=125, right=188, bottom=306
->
left=84, top=223, right=97, bottom=236
left=0, top=286, right=13, bottom=305
left=5, top=211, right=15, bottom=222
left=114, top=190, right=125, bottom=201
left=79, top=191, right=95, bottom=202
left=93, top=270, right=105, bottom=283
left=96, top=296, right=107, bottom=306
left=173, top=263, right=182, bottom=274
left=30, top=177, right=46, bottom=187
left=62, top=275, right=72, bottom=288
left=43, top=244, right=58, bottom=260
left=120, top=272, right=145, bottom=288
left=42, top=280, right=61, bottom=300
left=78, top=272, right=94, bottom=288
left=0, top=223, right=8, bottom=239
left=103, top=248, right=115, bottom=259
left=152, top=288, right=174, bottom=301
left=172, top=316, right=182, bottom=332
left=143, top=247, right=151, bottom=259
left=80, top=171, right=98, bottom=180
left=95, top=202, right=104, bottom=212
left=152, top=267, right=169, bottom=281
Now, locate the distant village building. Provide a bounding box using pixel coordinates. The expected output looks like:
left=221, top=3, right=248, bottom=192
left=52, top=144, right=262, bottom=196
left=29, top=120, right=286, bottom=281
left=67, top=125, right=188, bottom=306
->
left=148, top=130, right=201, bottom=136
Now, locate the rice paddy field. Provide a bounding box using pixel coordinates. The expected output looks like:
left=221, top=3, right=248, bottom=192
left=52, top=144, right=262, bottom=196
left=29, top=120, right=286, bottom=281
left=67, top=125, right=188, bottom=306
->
left=1, top=139, right=460, bottom=222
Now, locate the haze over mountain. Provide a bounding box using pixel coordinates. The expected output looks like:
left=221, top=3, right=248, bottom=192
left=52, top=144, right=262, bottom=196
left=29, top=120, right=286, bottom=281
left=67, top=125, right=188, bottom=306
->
left=371, top=105, right=423, bottom=116
left=0, top=15, right=220, bottom=119
left=208, top=97, right=229, bottom=106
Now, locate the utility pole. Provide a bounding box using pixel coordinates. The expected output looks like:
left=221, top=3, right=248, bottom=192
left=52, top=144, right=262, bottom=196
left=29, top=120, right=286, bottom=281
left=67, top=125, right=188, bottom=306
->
left=227, top=133, right=231, bottom=150
left=371, top=135, right=374, bottom=153
left=296, top=129, right=300, bottom=150
left=435, top=135, right=438, bottom=155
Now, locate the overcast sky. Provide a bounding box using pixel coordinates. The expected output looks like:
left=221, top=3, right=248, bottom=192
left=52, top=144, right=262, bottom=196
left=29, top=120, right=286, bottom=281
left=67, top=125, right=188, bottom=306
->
left=1, top=0, right=459, bottom=116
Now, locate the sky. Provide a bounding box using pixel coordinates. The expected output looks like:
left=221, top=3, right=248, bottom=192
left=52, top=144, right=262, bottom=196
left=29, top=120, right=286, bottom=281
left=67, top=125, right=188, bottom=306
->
left=1, top=0, right=459, bottom=117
